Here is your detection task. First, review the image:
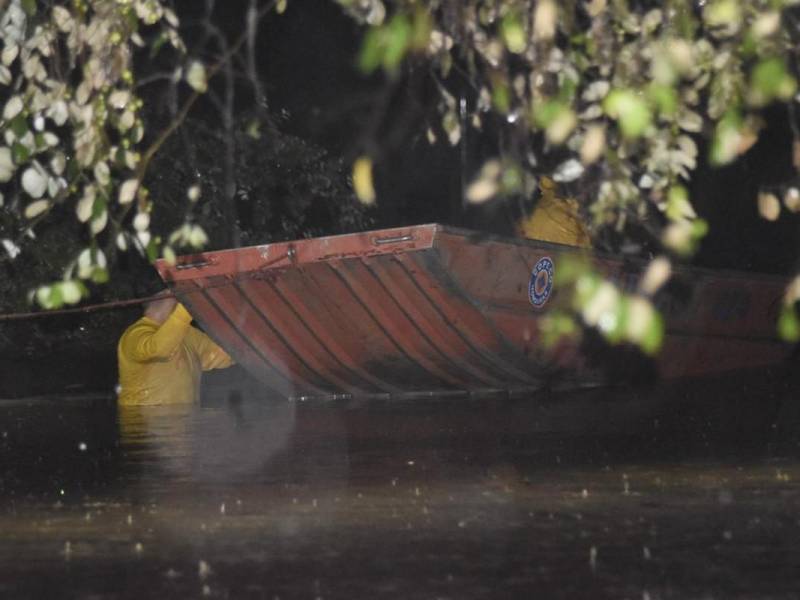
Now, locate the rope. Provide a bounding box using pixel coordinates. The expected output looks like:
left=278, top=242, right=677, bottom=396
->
left=0, top=293, right=175, bottom=322
left=0, top=248, right=295, bottom=322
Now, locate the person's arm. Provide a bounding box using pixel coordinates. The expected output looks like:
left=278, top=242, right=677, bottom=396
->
left=187, top=327, right=235, bottom=370
left=122, top=303, right=194, bottom=362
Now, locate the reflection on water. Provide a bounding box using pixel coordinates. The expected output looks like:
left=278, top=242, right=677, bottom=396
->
left=1, top=372, right=800, bottom=599
left=118, top=400, right=297, bottom=484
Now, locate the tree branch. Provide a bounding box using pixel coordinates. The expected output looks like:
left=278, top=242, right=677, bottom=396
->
left=134, top=0, right=278, bottom=184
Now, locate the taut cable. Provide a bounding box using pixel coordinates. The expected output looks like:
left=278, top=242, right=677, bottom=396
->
left=0, top=293, right=176, bottom=322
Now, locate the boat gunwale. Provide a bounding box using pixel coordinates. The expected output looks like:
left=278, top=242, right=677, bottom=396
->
left=157, top=223, right=791, bottom=287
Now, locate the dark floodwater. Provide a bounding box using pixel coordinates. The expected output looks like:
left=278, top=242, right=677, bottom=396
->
left=1, top=370, right=800, bottom=599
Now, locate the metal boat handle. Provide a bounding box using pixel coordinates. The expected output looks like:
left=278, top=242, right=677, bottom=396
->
left=261, top=246, right=296, bottom=268
left=372, top=234, right=414, bottom=245
left=175, top=259, right=213, bottom=270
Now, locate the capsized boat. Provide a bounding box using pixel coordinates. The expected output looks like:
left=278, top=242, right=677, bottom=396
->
left=156, top=224, right=791, bottom=399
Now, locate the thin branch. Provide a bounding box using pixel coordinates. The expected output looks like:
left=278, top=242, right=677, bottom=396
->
left=135, top=72, right=177, bottom=89
left=134, top=0, right=278, bottom=184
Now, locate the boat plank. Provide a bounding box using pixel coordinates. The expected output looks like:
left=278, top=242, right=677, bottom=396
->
left=155, top=224, right=793, bottom=398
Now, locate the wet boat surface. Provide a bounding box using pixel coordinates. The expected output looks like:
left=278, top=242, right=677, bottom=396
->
left=1, top=370, right=799, bottom=599
left=157, top=224, right=792, bottom=398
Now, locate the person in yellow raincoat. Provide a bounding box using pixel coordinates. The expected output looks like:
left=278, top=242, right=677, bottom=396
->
left=117, top=292, right=234, bottom=406
left=517, top=176, right=591, bottom=248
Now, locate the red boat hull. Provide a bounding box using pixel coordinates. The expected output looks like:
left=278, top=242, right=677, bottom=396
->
left=156, top=224, right=791, bottom=398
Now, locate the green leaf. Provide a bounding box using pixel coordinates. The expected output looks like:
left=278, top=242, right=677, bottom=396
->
left=647, top=84, right=678, bottom=116
left=740, top=32, right=757, bottom=57
left=91, top=267, right=109, bottom=284
left=640, top=310, right=664, bottom=355
left=66, top=156, right=80, bottom=180
left=92, top=195, right=107, bottom=219
left=749, top=58, right=796, bottom=106
left=572, top=272, right=602, bottom=311
left=533, top=100, right=562, bottom=128
left=778, top=305, right=800, bottom=342
left=382, top=14, right=412, bottom=71
left=358, top=28, right=384, bottom=73
left=245, top=119, right=261, bottom=140
left=35, top=286, right=52, bottom=309
left=11, top=142, right=30, bottom=164
left=10, top=115, right=28, bottom=138
left=60, top=281, right=83, bottom=304
left=540, top=311, right=579, bottom=348
left=491, top=77, right=511, bottom=114
left=547, top=108, right=576, bottom=144
left=146, top=238, right=159, bottom=263
left=501, top=12, right=526, bottom=54
left=20, top=0, right=36, bottom=16
left=553, top=256, right=590, bottom=285
left=602, top=296, right=627, bottom=344
left=186, top=61, right=208, bottom=93
left=703, top=0, right=741, bottom=27
left=691, top=218, right=709, bottom=239
left=114, top=146, right=127, bottom=166
left=48, top=285, right=64, bottom=308
left=665, top=185, right=694, bottom=221
left=500, top=164, right=523, bottom=194
left=603, top=89, right=651, bottom=139
left=410, top=7, right=432, bottom=51
left=150, top=31, right=169, bottom=58
left=709, top=110, right=741, bottom=165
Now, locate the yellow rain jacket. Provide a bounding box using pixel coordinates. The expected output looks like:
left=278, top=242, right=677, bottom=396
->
left=517, top=177, right=591, bottom=248
left=117, top=303, right=233, bottom=406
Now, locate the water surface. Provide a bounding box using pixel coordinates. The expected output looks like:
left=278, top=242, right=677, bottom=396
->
left=1, top=373, right=799, bottom=599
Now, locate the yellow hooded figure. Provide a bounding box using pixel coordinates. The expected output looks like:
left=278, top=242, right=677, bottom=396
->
left=517, top=177, right=591, bottom=248
left=117, top=294, right=234, bottom=406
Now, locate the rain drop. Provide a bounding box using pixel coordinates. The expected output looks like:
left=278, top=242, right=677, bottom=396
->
left=198, top=560, right=211, bottom=579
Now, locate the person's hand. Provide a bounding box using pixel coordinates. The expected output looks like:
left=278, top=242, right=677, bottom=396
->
left=144, top=292, right=180, bottom=324
left=161, top=297, right=178, bottom=313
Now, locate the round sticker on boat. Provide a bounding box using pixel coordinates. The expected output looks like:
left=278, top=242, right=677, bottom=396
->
left=529, top=257, right=554, bottom=308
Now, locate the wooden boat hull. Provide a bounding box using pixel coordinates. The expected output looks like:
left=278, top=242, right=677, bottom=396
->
left=156, top=224, right=791, bottom=399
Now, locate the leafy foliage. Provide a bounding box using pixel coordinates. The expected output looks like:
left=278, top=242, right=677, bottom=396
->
left=0, top=0, right=191, bottom=307
left=145, top=116, right=374, bottom=250
left=1, top=0, right=351, bottom=310
left=336, top=0, right=800, bottom=350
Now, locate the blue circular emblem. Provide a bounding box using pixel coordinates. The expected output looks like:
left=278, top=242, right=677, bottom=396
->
left=529, top=257, right=554, bottom=308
